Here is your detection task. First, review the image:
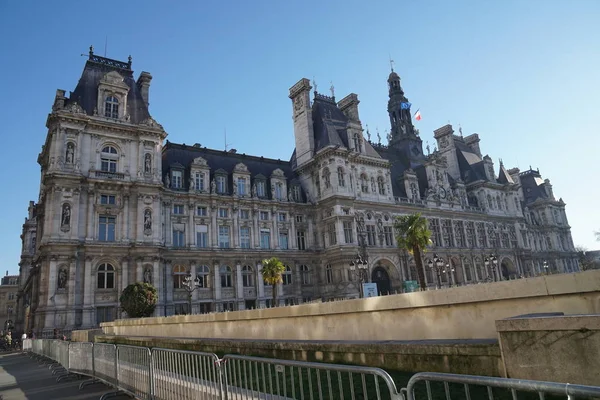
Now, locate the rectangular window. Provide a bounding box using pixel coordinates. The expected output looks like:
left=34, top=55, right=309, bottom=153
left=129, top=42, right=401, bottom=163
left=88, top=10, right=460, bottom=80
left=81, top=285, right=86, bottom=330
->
left=98, top=215, right=116, bottom=242
left=429, top=219, right=442, bottom=247
left=275, top=183, right=283, bottom=200
left=198, top=303, right=212, bottom=314
left=343, top=221, right=353, bottom=244
left=476, top=222, right=487, bottom=248
left=442, top=219, right=454, bottom=247
left=197, top=206, right=207, bottom=216
left=295, top=215, right=304, bottom=223
left=100, top=195, right=116, bottom=205
left=218, top=226, right=230, bottom=248
left=366, top=225, right=376, bottom=246
left=223, top=302, right=235, bottom=312
left=240, top=209, right=250, bottom=219
left=245, top=300, right=256, bottom=310
left=279, top=232, right=289, bottom=249
left=8, top=293, right=15, bottom=300
left=173, top=204, right=184, bottom=214
left=195, top=172, right=205, bottom=191
left=173, top=229, right=185, bottom=247
left=454, top=221, right=465, bottom=248
left=101, top=158, right=117, bottom=173
left=237, top=177, right=246, bottom=196
left=256, top=181, right=265, bottom=197
left=510, top=227, right=518, bottom=248
left=328, top=223, right=337, bottom=245
left=196, top=225, right=208, bottom=248
left=296, top=230, right=306, bottom=250
left=240, top=227, right=251, bottom=249
left=96, top=307, right=115, bottom=325
left=260, top=229, right=270, bottom=249
left=384, top=226, right=393, bottom=246
left=278, top=213, right=286, bottom=222
left=293, top=186, right=301, bottom=202
left=172, top=171, right=183, bottom=189
left=218, top=208, right=228, bottom=218
left=260, top=211, right=269, bottom=220
left=174, top=303, right=189, bottom=315
left=501, top=232, right=510, bottom=248
left=216, top=175, right=226, bottom=193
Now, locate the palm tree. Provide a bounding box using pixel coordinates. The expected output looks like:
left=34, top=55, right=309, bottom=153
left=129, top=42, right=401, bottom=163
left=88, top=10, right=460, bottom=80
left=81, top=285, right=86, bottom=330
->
left=260, top=257, right=286, bottom=307
left=394, top=213, right=432, bottom=290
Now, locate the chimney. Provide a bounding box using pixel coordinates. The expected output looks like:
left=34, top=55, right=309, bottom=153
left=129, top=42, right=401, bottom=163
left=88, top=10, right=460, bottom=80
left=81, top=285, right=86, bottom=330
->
left=52, top=89, right=66, bottom=111
left=137, top=71, right=153, bottom=107
left=338, top=93, right=360, bottom=122
left=464, top=134, right=482, bottom=157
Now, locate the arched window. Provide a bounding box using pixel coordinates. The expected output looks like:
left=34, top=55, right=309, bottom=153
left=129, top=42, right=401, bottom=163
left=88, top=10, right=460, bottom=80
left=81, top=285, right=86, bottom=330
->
left=300, top=265, right=311, bottom=285
left=487, top=194, right=493, bottom=209
left=173, top=265, right=187, bottom=289
left=282, top=265, right=293, bottom=285
left=360, top=174, right=369, bottom=193
left=377, top=176, right=385, bottom=195
left=353, top=133, right=362, bottom=152
left=242, top=265, right=254, bottom=287
left=101, top=146, right=118, bottom=173
left=322, top=168, right=331, bottom=189
left=220, top=266, right=232, bottom=287
left=370, top=177, right=376, bottom=192
left=104, top=96, right=119, bottom=119
left=97, top=263, right=115, bottom=289
left=337, top=167, right=345, bottom=187
left=197, top=265, right=210, bottom=288
left=325, top=264, right=333, bottom=284
left=496, top=195, right=502, bottom=210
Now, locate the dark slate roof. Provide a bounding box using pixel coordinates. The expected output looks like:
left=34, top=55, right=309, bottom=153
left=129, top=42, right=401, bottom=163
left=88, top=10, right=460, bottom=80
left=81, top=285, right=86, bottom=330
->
left=454, top=138, right=490, bottom=183
left=497, top=163, right=514, bottom=184
left=162, top=142, right=307, bottom=202
left=65, top=55, right=150, bottom=124
left=519, top=168, right=548, bottom=204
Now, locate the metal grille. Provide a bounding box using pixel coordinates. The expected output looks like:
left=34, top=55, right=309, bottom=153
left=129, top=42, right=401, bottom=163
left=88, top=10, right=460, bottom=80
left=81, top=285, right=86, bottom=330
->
left=220, top=354, right=403, bottom=400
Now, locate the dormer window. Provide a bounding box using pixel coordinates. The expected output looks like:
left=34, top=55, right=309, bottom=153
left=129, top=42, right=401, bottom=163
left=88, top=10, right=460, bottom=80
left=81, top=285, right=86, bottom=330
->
left=292, top=185, right=301, bottom=202
left=237, top=177, right=247, bottom=196
left=256, top=180, right=266, bottom=197
left=101, top=146, right=118, bottom=173
left=275, top=182, right=283, bottom=200
left=194, top=172, right=205, bottom=191
left=172, top=170, right=183, bottom=189
left=216, top=175, right=227, bottom=194
left=104, top=96, right=119, bottom=119
left=353, top=133, right=362, bottom=152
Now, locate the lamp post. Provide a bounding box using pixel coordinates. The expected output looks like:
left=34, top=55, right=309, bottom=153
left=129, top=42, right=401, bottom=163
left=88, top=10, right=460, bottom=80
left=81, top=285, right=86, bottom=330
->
left=443, top=263, right=455, bottom=287
left=543, top=260, right=549, bottom=275
left=484, top=254, right=498, bottom=282
left=182, top=273, right=201, bottom=315
left=428, top=254, right=444, bottom=289
left=349, top=253, right=369, bottom=298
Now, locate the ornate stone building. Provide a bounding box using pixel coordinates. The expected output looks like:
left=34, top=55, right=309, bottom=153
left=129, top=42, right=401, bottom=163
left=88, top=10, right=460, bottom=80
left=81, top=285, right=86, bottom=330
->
left=16, top=49, right=578, bottom=334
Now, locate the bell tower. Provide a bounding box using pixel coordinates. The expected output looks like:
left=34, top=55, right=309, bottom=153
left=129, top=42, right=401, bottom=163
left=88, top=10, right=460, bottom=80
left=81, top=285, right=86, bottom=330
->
left=386, top=68, right=424, bottom=160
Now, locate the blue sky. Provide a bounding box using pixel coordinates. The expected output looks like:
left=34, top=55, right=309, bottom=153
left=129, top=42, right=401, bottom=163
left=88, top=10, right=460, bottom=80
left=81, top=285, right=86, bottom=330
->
left=0, top=0, right=598, bottom=275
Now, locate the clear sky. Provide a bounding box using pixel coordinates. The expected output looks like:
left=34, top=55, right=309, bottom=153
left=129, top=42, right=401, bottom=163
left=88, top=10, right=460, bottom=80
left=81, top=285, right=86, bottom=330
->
left=1, top=0, right=599, bottom=275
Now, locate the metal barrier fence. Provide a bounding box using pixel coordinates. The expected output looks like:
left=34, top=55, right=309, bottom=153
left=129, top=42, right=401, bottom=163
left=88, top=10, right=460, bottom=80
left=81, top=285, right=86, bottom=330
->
left=26, top=339, right=600, bottom=400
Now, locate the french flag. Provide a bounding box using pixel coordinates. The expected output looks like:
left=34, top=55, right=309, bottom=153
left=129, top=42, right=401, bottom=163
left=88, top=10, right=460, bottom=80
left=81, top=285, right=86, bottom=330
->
left=414, top=109, right=422, bottom=121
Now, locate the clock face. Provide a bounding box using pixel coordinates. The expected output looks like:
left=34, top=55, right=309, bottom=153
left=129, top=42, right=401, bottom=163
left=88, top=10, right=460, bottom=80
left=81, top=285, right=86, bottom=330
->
left=439, top=187, right=447, bottom=199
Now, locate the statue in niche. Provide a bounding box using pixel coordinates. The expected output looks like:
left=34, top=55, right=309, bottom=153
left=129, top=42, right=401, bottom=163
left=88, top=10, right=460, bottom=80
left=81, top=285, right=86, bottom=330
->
left=164, top=174, right=171, bottom=188
left=58, top=268, right=67, bottom=289
left=144, top=153, right=152, bottom=173
left=143, top=209, right=152, bottom=233
left=232, top=181, right=238, bottom=196
left=189, top=178, right=195, bottom=190
left=211, top=179, right=216, bottom=194
left=143, top=267, right=152, bottom=284
left=252, top=183, right=257, bottom=198
left=61, top=204, right=71, bottom=227
left=288, top=188, right=293, bottom=202
left=65, top=143, right=75, bottom=164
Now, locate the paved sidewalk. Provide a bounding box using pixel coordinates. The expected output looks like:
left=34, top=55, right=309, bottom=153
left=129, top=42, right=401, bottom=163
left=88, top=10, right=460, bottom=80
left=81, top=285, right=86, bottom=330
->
left=0, top=351, right=130, bottom=400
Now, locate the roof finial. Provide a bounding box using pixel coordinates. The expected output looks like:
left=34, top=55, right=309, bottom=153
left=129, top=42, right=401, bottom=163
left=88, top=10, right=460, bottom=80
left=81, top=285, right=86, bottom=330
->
left=128, top=55, right=132, bottom=68
left=329, top=81, right=335, bottom=99
left=459, top=124, right=463, bottom=137
left=426, top=141, right=431, bottom=155
left=389, top=56, right=395, bottom=72
left=366, top=124, right=371, bottom=142
left=312, top=77, right=318, bottom=94
left=89, top=45, right=94, bottom=58
left=376, top=127, right=381, bottom=145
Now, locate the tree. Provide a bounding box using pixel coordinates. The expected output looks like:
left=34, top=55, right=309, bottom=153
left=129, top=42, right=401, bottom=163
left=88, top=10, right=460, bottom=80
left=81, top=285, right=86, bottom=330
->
left=260, top=257, right=286, bottom=307
left=120, top=282, right=158, bottom=318
left=394, top=213, right=432, bottom=291
left=575, top=246, right=600, bottom=271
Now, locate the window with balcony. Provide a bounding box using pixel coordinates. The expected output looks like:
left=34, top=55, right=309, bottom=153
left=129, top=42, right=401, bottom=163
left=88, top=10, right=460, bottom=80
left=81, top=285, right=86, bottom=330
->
left=98, top=216, right=116, bottom=242
left=279, top=232, right=289, bottom=249
left=100, top=146, right=118, bottom=173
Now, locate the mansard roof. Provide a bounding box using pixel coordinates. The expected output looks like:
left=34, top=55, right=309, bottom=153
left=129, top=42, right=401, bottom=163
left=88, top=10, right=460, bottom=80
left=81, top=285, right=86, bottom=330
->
left=453, top=138, right=490, bottom=184
left=65, top=53, right=150, bottom=124
left=519, top=168, right=549, bottom=203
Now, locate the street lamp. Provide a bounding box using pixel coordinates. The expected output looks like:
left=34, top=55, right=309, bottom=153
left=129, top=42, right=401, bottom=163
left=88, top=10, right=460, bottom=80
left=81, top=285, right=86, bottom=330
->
left=484, top=254, right=498, bottom=282
left=349, top=253, right=369, bottom=298
left=182, top=273, right=201, bottom=315
left=543, top=260, right=549, bottom=275
left=443, top=263, right=455, bottom=287
left=428, top=254, right=444, bottom=289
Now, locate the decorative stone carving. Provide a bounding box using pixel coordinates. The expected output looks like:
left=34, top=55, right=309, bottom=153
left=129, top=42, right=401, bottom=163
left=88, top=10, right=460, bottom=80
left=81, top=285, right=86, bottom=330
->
left=57, top=267, right=68, bottom=289
left=66, top=102, right=85, bottom=114
left=65, top=142, right=75, bottom=164
left=144, top=209, right=152, bottom=235
left=144, top=153, right=152, bottom=173
left=143, top=267, right=153, bottom=284
left=61, top=203, right=71, bottom=231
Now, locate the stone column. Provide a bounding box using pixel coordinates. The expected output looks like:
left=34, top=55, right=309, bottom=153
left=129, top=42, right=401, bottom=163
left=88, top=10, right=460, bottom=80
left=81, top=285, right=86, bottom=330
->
left=253, top=210, right=260, bottom=248
left=122, top=194, right=130, bottom=242
left=235, top=263, right=244, bottom=309
left=232, top=209, right=239, bottom=248
left=86, top=189, right=95, bottom=240
left=136, top=259, right=143, bottom=283
left=289, top=214, right=296, bottom=249
left=213, top=261, right=221, bottom=311
left=164, top=202, right=172, bottom=246
left=136, top=196, right=144, bottom=243
left=188, top=202, right=195, bottom=247
left=211, top=207, right=218, bottom=248
left=257, top=262, right=265, bottom=307
left=190, top=263, right=197, bottom=313
left=138, top=141, right=144, bottom=178
left=153, top=258, right=161, bottom=316
left=82, top=257, right=94, bottom=327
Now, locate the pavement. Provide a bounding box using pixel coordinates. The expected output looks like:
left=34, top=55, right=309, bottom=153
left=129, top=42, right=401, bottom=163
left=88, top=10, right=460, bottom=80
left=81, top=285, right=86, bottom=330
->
left=0, top=351, right=131, bottom=400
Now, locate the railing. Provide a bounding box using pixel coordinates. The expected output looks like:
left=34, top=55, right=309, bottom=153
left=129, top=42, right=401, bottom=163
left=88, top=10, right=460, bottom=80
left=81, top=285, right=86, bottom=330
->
left=25, top=339, right=600, bottom=400
left=93, top=170, right=125, bottom=180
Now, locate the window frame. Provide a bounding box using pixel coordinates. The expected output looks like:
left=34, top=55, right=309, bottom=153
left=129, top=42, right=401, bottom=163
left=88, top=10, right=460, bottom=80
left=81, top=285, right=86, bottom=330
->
left=104, top=95, right=119, bottom=119
left=97, top=263, right=115, bottom=289
left=173, top=265, right=187, bottom=289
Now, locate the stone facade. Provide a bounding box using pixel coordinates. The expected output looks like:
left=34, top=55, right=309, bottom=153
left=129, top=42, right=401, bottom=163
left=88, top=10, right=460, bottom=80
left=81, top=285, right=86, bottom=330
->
left=15, top=49, right=579, bottom=334
left=0, top=274, right=19, bottom=332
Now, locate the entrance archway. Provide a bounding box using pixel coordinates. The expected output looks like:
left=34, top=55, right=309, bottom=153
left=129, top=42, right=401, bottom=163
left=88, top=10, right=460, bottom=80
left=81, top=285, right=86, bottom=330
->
left=371, top=267, right=391, bottom=295
left=501, top=257, right=517, bottom=280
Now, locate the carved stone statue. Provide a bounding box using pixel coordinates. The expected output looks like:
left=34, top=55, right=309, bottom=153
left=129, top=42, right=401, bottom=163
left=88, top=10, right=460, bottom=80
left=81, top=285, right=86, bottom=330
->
left=288, top=188, right=293, bottom=202
left=252, top=183, right=257, bottom=198
left=211, top=179, right=216, bottom=194
left=165, top=174, right=170, bottom=188
left=61, top=204, right=71, bottom=227
left=58, top=268, right=67, bottom=289
left=144, top=209, right=152, bottom=232
left=189, top=178, right=195, bottom=190
left=144, top=153, right=152, bottom=173
left=143, top=267, right=152, bottom=284
left=233, top=181, right=238, bottom=196
left=65, top=143, right=75, bottom=164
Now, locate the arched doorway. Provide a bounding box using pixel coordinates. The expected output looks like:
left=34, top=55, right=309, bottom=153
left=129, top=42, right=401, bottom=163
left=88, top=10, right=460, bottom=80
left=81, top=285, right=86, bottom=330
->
left=371, top=267, right=391, bottom=295
left=501, top=257, right=517, bottom=280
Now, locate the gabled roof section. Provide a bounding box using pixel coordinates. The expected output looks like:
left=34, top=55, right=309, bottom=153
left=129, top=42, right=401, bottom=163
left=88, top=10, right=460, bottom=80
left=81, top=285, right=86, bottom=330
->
left=65, top=50, right=150, bottom=124
left=497, top=162, right=515, bottom=184
left=312, top=93, right=348, bottom=151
